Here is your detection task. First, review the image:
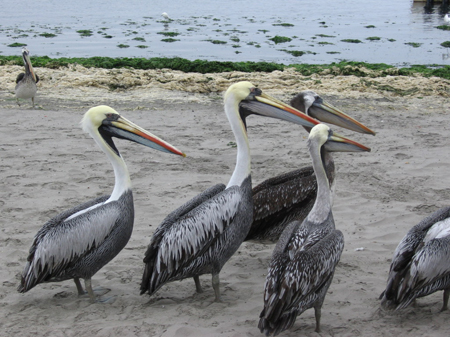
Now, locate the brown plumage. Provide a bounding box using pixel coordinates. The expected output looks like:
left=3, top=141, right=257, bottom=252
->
left=243, top=90, right=374, bottom=243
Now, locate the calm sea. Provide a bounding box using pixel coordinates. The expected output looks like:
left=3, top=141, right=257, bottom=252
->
left=1, top=0, right=449, bottom=66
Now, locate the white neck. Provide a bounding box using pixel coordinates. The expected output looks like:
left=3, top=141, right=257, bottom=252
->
left=307, top=143, right=331, bottom=223
left=224, top=94, right=251, bottom=188
left=90, top=128, right=131, bottom=202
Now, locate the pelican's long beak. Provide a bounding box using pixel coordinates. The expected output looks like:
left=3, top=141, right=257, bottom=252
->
left=22, top=48, right=37, bottom=83
left=324, top=132, right=371, bottom=153
left=239, top=93, right=320, bottom=129
left=107, top=116, right=186, bottom=157
left=308, top=99, right=375, bottom=135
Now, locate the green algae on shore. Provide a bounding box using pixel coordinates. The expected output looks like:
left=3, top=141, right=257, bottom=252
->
left=0, top=55, right=450, bottom=80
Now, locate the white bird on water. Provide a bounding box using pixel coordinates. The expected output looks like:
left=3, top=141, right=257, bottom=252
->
left=445, top=14, right=450, bottom=24
left=162, top=12, right=171, bottom=20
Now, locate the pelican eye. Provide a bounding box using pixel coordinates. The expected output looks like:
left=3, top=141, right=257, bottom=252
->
left=250, top=87, right=262, bottom=96
left=105, top=113, right=120, bottom=121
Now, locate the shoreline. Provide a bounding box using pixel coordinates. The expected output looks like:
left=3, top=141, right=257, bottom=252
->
left=1, top=64, right=450, bottom=111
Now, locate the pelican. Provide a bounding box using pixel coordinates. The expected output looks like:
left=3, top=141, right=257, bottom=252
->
left=140, top=82, right=324, bottom=302
left=15, top=47, right=39, bottom=108
left=259, top=124, right=370, bottom=335
left=242, top=90, right=375, bottom=243
left=18, top=105, right=185, bottom=303
left=380, top=207, right=450, bottom=311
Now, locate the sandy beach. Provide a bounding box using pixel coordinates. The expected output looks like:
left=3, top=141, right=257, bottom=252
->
left=1, top=65, right=450, bottom=336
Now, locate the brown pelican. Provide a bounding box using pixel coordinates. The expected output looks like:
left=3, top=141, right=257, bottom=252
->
left=140, top=81, right=323, bottom=302
left=242, top=90, right=375, bottom=243
left=258, top=124, right=370, bottom=335
left=15, top=47, right=39, bottom=108
left=380, top=207, right=450, bottom=311
left=18, top=105, right=185, bottom=303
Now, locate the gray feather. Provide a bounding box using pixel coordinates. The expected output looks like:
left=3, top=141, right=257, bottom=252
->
left=380, top=206, right=450, bottom=310
left=141, top=177, right=253, bottom=296
left=18, top=191, right=134, bottom=292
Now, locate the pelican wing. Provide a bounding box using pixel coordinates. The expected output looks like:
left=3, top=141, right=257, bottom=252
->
left=159, top=184, right=226, bottom=228
left=262, top=229, right=344, bottom=323
left=16, top=73, right=25, bottom=83
left=391, top=207, right=450, bottom=273
left=409, top=237, right=450, bottom=285
left=142, top=184, right=225, bottom=265
left=381, top=206, right=450, bottom=303
left=395, top=235, right=450, bottom=308
left=253, top=167, right=316, bottom=212
left=19, top=195, right=121, bottom=291
left=248, top=168, right=317, bottom=237
left=141, top=184, right=242, bottom=294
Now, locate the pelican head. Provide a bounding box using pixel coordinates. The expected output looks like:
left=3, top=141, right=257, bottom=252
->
left=290, top=90, right=375, bottom=135
left=229, top=81, right=319, bottom=129
left=309, top=123, right=370, bottom=153
left=82, top=105, right=185, bottom=157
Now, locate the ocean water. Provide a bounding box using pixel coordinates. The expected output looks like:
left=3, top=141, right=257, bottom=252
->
left=1, top=0, right=449, bottom=66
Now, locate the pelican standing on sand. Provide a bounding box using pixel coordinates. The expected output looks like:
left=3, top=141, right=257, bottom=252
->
left=15, top=47, right=39, bottom=108
left=380, top=206, right=450, bottom=311
left=242, top=90, right=375, bottom=243
left=259, top=124, right=370, bottom=335
left=18, top=105, right=185, bottom=302
left=140, top=82, right=322, bottom=302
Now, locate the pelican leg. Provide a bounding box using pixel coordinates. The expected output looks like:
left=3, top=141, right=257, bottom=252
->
left=84, top=278, right=96, bottom=303
left=194, top=275, right=203, bottom=293
left=314, top=306, right=322, bottom=333
left=74, top=277, right=85, bottom=296
left=212, top=273, right=222, bottom=302
left=83, top=279, right=115, bottom=304
left=441, top=288, right=450, bottom=311
left=32, top=97, right=35, bottom=109
left=76, top=278, right=111, bottom=299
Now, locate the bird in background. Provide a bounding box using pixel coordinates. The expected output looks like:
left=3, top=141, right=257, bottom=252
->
left=18, top=105, right=185, bottom=303
left=242, top=90, right=375, bottom=243
left=162, top=12, right=171, bottom=20
left=444, top=14, right=450, bottom=24
left=15, top=47, right=39, bottom=108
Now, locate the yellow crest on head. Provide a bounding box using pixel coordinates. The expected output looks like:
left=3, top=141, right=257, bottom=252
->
left=309, top=123, right=330, bottom=146
left=82, top=105, right=119, bottom=131
left=224, top=81, right=256, bottom=103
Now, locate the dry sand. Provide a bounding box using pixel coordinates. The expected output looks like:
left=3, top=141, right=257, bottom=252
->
left=1, top=65, right=450, bottom=336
